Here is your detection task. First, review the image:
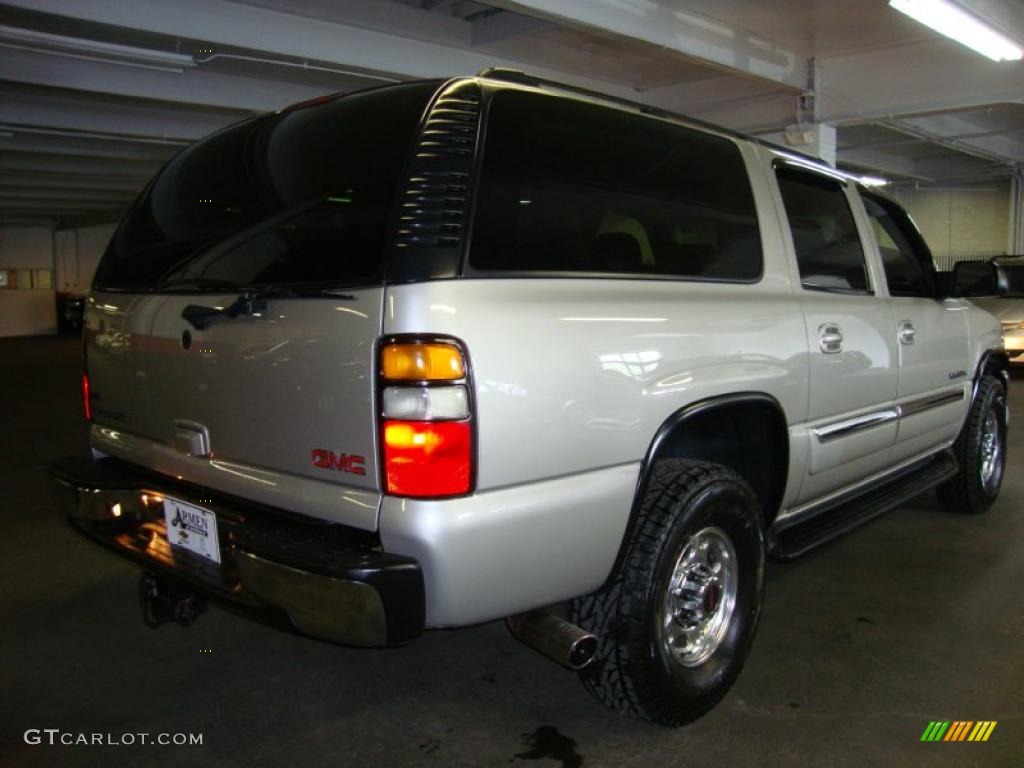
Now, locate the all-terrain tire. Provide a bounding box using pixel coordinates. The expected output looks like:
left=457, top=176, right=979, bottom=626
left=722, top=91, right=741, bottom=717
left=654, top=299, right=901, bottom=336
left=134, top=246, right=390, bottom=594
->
left=568, top=459, right=765, bottom=726
left=937, top=375, right=1007, bottom=515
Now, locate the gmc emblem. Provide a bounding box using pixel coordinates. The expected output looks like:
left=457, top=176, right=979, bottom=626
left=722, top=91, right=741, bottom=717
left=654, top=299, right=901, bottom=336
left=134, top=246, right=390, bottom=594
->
left=311, top=449, right=367, bottom=476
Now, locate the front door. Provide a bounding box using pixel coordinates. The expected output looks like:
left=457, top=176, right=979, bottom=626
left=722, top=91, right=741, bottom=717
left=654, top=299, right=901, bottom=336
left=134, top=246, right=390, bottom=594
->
left=859, top=191, right=971, bottom=463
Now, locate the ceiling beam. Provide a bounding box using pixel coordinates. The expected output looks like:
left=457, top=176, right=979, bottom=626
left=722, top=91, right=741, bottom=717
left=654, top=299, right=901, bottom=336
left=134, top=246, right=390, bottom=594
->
left=54, top=209, right=125, bottom=229
left=486, top=0, right=806, bottom=89
left=0, top=47, right=331, bottom=113
left=0, top=174, right=143, bottom=193
left=469, top=10, right=555, bottom=46
left=0, top=186, right=136, bottom=201
left=838, top=142, right=1014, bottom=184
left=879, top=119, right=1019, bottom=168
left=641, top=75, right=796, bottom=133
left=233, top=0, right=471, bottom=44
left=0, top=132, right=179, bottom=163
left=819, top=40, right=1024, bottom=124
left=1, top=0, right=641, bottom=98
left=896, top=114, right=1024, bottom=163
left=0, top=150, right=160, bottom=178
left=0, top=198, right=130, bottom=211
left=0, top=83, right=250, bottom=141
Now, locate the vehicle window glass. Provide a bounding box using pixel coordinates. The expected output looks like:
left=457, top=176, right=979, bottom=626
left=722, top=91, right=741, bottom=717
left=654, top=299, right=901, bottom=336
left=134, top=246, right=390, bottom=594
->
left=861, top=192, right=934, bottom=298
left=94, top=82, right=438, bottom=290
left=470, top=91, right=762, bottom=280
left=775, top=167, right=870, bottom=294
left=160, top=200, right=380, bottom=286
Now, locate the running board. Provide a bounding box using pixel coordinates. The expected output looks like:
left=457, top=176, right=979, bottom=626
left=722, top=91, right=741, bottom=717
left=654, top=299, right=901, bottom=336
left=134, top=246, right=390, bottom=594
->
left=769, top=451, right=959, bottom=560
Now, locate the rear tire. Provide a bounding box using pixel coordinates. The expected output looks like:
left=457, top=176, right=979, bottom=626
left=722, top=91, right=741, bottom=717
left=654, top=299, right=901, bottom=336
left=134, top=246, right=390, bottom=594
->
left=937, top=376, right=1007, bottom=515
left=569, top=459, right=764, bottom=726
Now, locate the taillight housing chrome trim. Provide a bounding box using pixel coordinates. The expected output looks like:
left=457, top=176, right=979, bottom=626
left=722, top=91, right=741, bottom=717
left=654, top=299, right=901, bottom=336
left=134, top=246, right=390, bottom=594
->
left=376, top=334, right=477, bottom=499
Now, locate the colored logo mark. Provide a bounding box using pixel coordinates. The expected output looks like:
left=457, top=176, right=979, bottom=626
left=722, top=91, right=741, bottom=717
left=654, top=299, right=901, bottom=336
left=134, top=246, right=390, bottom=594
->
left=921, top=721, right=997, bottom=742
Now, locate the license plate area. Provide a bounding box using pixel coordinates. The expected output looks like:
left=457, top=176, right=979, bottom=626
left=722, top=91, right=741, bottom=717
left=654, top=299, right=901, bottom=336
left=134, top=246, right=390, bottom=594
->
left=163, top=496, right=222, bottom=564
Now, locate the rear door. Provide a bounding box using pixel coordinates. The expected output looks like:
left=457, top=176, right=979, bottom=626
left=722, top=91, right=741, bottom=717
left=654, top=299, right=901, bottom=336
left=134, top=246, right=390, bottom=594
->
left=858, top=190, right=971, bottom=462
left=85, top=82, right=438, bottom=524
left=133, top=210, right=385, bottom=490
left=772, top=164, right=899, bottom=506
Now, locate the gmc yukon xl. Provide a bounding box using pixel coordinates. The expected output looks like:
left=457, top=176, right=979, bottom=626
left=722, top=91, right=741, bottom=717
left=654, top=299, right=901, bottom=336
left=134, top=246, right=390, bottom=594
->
left=51, top=70, right=1011, bottom=725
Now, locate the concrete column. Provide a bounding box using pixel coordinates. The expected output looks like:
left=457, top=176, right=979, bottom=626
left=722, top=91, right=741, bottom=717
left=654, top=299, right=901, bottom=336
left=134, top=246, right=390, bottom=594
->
left=1010, top=174, right=1023, bottom=254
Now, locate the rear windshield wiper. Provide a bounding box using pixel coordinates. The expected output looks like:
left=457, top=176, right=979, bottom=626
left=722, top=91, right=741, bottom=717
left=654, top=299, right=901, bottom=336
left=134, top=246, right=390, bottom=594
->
left=159, top=276, right=358, bottom=298
left=158, top=278, right=242, bottom=293
left=181, top=292, right=262, bottom=330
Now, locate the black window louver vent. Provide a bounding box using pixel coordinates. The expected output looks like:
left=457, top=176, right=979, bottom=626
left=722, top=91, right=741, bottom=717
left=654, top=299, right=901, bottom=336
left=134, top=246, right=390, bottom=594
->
left=392, top=82, right=481, bottom=255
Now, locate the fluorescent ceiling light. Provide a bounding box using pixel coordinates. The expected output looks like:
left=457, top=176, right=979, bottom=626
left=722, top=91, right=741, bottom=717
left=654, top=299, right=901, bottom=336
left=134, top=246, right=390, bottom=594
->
left=859, top=176, right=891, bottom=187
left=889, top=0, right=1023, bottom=61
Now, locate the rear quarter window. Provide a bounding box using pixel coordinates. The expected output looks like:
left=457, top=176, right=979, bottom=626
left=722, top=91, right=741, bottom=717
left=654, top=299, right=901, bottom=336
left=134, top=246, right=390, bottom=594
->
left=94, top=81, right=438, bottom=291
left=469, top=90, right=762, bottom=281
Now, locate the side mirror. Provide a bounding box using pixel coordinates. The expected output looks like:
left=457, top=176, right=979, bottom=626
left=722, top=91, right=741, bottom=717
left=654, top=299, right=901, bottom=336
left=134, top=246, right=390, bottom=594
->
left=1001, top=263, right=1024, bottom=297
left=950, top=260, right=1008, bottom=298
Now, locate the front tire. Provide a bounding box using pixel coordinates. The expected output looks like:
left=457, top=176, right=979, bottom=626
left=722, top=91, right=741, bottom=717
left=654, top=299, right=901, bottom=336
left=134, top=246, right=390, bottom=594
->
left=569, top=460, right=765, bottom=726
left=937, top=375, right=1007, bottom=515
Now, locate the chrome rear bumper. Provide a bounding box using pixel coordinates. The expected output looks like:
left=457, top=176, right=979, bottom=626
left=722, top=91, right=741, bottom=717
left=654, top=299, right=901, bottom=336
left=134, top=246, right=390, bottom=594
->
left=50, top=456, right=424, bottom=647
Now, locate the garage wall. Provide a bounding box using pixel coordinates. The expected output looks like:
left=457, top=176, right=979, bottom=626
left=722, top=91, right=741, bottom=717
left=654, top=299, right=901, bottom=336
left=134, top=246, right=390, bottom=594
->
left=0, top=226, right=56, bottom=337
left=890, top=181, right=1012, bottom=265
left=55, top=223, right=117, bottom=295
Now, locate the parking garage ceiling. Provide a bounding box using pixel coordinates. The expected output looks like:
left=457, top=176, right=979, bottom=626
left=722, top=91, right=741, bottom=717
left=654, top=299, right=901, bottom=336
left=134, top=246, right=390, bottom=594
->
left=0, top=0, right=1021, bottom=225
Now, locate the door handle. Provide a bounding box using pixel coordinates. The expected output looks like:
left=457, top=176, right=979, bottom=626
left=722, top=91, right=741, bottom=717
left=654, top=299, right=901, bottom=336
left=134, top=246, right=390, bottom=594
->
left=898, top=320, right=916, bottom=345
left=818, top=323, right=843, bottom=354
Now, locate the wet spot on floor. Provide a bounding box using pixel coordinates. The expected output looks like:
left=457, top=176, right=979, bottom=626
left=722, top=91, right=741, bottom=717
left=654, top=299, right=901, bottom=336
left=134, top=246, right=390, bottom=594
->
left=513, top=726, right=583, bottom=768
left=419, top=738, right=440, bottom=755
left=856, top=616, right=877, bottom=624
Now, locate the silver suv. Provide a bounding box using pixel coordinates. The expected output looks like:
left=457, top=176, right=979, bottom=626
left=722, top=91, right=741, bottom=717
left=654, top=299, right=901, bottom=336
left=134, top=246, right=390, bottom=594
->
left=52, top=70, right=1011, bottom=726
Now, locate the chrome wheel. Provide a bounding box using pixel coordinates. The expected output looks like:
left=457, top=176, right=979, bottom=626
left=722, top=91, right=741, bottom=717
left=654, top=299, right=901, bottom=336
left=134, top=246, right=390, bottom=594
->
left=661, top=526, right=738, bottom=668
left=979, top=409, right=1003, bottom=494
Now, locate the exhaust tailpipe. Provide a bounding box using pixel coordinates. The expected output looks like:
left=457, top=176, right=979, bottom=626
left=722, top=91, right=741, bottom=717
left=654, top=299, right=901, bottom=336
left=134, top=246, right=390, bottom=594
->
left=506, top=611, right=598, bottom=670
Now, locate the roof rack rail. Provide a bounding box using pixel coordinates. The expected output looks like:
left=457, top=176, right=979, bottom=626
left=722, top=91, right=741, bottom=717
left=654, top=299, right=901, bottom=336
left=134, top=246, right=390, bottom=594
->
left=474, top=66, right=826, bottom=169
left=477, top=67, right=669, bottom=120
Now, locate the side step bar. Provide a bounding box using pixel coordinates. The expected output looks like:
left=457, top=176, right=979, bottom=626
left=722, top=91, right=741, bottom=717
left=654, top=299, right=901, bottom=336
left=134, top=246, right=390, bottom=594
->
left=770, top=450, right=959, bottom=560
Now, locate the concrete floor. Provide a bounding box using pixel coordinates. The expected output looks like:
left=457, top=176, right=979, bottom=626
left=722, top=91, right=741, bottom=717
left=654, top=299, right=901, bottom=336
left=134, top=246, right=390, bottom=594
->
left=1, top=335, right=1021, bottom=767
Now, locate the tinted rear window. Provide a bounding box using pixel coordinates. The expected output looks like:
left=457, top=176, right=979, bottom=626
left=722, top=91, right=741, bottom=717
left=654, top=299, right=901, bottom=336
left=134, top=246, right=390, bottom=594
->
left=775, top=167, right=869, bottom=294
left=94, top=82, right=438, bottom=291
left=469, top=90, right=762, bottom=280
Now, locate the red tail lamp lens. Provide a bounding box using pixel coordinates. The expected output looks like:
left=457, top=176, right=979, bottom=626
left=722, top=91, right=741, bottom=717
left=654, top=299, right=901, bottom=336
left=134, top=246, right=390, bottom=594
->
left=82, top=372, right=92, bottom=422
left=383, top=419, right=471, bottom=497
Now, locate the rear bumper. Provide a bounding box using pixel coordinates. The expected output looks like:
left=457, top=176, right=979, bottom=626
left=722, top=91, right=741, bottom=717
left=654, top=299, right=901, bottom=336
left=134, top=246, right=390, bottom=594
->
left=50, top=455, right=424, bottom=647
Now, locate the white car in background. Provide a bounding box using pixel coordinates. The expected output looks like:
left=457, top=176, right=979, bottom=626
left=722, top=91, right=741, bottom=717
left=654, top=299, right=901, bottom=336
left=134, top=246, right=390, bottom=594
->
left=973, top=257, right=1024, bottom=364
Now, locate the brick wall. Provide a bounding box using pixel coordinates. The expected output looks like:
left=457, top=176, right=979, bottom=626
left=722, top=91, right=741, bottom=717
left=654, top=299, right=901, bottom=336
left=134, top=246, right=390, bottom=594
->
left=889, top=181, right=1012, bottom=267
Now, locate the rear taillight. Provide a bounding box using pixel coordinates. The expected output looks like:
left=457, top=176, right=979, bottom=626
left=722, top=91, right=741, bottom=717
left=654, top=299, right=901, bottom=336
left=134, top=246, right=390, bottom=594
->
left=82, top=372, right=92, bottom=422
left=380, top=340, right=472, bottom=498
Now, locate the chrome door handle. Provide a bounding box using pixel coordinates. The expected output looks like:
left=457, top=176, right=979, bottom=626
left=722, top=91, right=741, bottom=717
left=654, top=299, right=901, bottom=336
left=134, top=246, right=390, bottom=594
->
left=819, top=323, right=843, bottom=354
left=899, top=320, right=916, bottom=345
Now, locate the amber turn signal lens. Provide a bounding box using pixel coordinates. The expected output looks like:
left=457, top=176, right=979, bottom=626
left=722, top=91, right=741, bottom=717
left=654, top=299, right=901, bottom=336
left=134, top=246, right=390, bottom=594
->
left=381, top=343, right=465, bottom=381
